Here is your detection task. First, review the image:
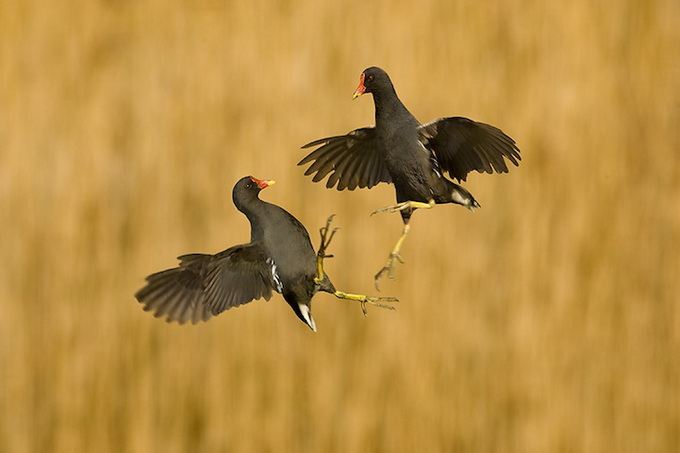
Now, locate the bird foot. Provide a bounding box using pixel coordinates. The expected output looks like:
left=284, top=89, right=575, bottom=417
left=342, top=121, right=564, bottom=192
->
left=360, top=296, right=399, bottom=316
left=373, top=252, right=404, bottom=290
left=370, top=200, right=435, bottom=216
left=315, top=214, right=338, bottom=284
left=371, top=202, right=411, bottom=215
left=334, top=291, right=398, bottom=316
left=317, top=214, right=338, bottom=258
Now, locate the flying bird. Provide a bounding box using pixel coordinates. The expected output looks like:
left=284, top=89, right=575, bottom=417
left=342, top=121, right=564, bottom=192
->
left=299, top=67, right=521, bottom=288
left=135, top=176, right=396, bottom=331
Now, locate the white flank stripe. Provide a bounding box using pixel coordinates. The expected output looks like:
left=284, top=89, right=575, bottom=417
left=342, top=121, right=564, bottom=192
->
left=266, top=258, right=284, bottom=293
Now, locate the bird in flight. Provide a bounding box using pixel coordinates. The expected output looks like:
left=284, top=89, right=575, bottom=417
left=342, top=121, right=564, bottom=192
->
left=135, top=176, right=396, bottom=331
left=299, top=67, right=521, bottom=289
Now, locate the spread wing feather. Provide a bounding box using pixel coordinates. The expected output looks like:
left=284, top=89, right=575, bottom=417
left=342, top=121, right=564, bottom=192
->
left=135, top=244, right=274, bottom=324
left=299, top=127, right=392, bottom=190
left=419, top=117, right=521, bottom=182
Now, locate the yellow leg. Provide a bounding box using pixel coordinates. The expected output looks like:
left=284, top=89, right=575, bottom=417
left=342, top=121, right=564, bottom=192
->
left=314, top=215, right=399, bottom=314
left=334, top=291, right=398, bottom=316
left=374, top=223, right=411, bottom=290
left=371, top=199, right=435, bottom=216
left=315, top=252, right=327, bottom=284
left=392, top=224, right=410, bottom=258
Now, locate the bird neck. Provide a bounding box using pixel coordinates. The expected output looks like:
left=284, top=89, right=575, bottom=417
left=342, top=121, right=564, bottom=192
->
left=248, top=215, right=266, bottom=243
left=372, top=87, right=412, bottom=128
left=234, top=196, right=267, bottom=240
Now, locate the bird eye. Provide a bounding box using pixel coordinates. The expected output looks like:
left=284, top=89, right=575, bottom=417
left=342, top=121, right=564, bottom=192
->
left=246, top=183, right=252, bottom=188
left=368, top=75, right=374, bottom=82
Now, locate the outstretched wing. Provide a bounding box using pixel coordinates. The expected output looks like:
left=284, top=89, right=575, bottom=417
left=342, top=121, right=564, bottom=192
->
left=298, top=127, right=392, bottom=190
left=135, top=244, right=274, bottom=325
left=419, top=117, right=521, bottom=182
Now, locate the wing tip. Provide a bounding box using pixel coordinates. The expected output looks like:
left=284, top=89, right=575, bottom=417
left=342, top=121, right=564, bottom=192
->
left=301, top=137, right=330, bottom=149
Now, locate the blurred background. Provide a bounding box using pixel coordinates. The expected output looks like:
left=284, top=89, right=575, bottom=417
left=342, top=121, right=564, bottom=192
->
left=1, top=0, right=679, bottom=451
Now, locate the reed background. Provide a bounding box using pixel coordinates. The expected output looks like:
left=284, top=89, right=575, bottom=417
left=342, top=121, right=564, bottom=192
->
left=2, top=0, right=679, bottom=451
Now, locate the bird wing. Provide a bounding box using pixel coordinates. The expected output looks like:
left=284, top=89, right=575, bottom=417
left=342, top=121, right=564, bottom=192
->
left=135, top=243, right=274, bottom=324
left=418, top=117, right=521, bottom=182
left=298, top=127, right=392, bottom=190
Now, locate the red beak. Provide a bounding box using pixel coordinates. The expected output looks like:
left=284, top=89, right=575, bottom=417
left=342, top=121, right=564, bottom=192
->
left=352, top=72, right=366, bottom=99
left=249, top=176, right=276, bottom=189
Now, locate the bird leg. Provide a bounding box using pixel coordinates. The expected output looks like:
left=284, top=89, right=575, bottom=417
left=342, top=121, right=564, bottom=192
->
left=371, top=200, right=434, bottom=289
left=371, top=199, right=435, bottom=216
left=315, top=215, right=398, bottom=315
left=315, top=214, right=338, bottom=284
left=374, top=223, right=410, bottom=290
left=333, top=291, right=398, bottom=316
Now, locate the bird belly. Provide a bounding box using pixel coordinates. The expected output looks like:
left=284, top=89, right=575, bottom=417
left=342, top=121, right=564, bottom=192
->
left=381, top=133, right=435, bottom=203
left=387, top=160, right=435, bottom=203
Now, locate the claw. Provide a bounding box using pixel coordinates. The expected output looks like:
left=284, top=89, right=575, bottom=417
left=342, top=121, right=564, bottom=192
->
left=316, top=214, right=338, bottom=283
left=374, top=252, right=403, bottom=291
left=371, top=203, right=410, bottom=216
left=318, top=214, right=339, bottom=257
left=360, top=296, right=399, bottom=316
left=335, top=291, right=398, bottom=316
left=371, top=200, right=435, bottom=216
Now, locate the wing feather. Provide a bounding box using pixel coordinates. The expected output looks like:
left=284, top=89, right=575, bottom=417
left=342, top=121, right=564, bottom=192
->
left=135, top=244, right=274, bottom=324
left=419, top=117, right=520, bottom=182
left=299, top=127, right=392, bottom=190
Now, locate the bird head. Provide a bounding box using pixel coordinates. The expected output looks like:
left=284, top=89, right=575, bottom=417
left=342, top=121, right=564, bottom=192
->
left=233, top=176, right=276, bottom=211
left=353, top=66, right=390, bottom=99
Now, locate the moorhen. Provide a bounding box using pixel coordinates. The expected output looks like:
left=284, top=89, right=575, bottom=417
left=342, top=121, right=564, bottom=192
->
left=299, top=67, right=521, bottom=288
left=135, top=176, right=396, bottom=331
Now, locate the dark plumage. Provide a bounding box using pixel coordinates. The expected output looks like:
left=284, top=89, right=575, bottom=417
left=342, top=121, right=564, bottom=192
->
left=135, top=176, right=395, bottom=331
left=299, top=67, right=521, bottom=287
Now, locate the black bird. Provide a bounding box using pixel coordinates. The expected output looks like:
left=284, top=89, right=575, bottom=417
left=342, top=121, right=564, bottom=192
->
left=299, top=67, right=521, bottom=288
left=135, top=176, right=396, bottom=331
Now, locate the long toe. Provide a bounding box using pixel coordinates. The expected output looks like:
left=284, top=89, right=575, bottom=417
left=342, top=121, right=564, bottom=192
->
left=361, top=296, right=399, bottom=316
left=374, top=252, right=403, bottom=290
left=370, top=203, right=408, bottom=216
left=367, top=296, right=399, bottom=309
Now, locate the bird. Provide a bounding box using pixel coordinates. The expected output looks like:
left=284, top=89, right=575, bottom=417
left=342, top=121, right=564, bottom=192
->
left=135, top=176, right=396, bottom=331
left=298, top=67, right=521, bottom=289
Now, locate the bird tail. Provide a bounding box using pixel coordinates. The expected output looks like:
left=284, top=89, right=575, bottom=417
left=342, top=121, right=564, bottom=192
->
left=448, top=183, right=480, bottom=210
left=285, top=295, right=317, bottom=332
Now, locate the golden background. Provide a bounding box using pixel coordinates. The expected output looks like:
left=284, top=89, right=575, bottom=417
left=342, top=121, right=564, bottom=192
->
left=2, top=0, right=679, bottom=451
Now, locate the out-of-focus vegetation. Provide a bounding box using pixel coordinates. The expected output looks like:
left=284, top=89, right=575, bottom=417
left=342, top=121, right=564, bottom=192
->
left=1, top=0, right=678, bottom=451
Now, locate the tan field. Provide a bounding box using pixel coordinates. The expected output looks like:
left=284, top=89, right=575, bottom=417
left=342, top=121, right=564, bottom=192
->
left=1, top=0, right=679, bottom=451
